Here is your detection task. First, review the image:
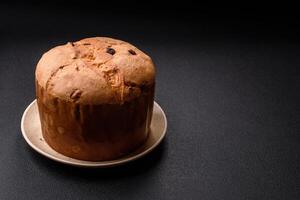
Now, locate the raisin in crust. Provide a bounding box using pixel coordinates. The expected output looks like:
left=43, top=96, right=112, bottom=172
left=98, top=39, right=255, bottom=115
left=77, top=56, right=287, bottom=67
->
left=35, top=37, right=155, bottom=161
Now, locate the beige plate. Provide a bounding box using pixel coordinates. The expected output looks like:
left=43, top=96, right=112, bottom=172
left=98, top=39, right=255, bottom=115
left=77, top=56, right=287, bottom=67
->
left=21, top=100, right=167, bottom=168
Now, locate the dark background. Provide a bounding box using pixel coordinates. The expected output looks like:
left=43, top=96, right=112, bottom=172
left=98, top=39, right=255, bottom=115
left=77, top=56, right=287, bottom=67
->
left=0, top=2, right=299, bottom=200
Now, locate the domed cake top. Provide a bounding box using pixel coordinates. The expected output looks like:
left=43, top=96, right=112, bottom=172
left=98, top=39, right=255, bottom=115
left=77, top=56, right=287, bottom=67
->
left=35, top=37, right=155, bottom=104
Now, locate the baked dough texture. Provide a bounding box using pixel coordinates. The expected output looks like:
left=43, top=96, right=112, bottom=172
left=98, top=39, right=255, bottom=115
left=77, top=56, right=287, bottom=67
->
left=35, top=37, right=155, bottom=161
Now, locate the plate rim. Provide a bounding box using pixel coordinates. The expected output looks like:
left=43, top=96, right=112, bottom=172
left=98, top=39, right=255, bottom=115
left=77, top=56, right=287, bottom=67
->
left=21, top=99, right=167, bottom=168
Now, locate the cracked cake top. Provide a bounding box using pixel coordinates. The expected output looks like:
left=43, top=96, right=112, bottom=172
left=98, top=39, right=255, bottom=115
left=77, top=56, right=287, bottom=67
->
left=35, top=37, right=156, bottom=104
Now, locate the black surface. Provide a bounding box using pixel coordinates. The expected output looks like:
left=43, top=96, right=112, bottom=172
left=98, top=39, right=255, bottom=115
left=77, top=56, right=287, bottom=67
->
left=1, top=4, right=300, bottom=200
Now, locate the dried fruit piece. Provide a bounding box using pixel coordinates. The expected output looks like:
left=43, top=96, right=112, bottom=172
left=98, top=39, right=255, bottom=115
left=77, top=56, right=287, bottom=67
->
left=106, top=47, right=116, bottom=55
left=128, top=49, right=136, bottom=55
left=70, top=89, right=82, bottom=101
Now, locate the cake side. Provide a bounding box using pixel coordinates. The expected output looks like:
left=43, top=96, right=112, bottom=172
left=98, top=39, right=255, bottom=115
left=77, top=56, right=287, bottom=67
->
left=36, top=80, right=155, bottom=161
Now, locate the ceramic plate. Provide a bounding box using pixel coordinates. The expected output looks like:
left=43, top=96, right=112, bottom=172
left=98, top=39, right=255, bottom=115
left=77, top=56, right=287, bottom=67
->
left=21, top=100, right=167, bottom=168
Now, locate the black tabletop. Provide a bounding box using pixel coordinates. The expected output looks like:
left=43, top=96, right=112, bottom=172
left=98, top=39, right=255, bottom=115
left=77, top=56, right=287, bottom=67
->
left=0, top=3, right=299, bottom=200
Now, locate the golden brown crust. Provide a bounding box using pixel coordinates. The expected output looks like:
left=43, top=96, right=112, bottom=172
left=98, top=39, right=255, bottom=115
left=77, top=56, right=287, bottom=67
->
left=35, top=37, right=156, bottom=161
left=35, top=37, right=155, bottom=104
